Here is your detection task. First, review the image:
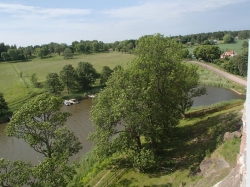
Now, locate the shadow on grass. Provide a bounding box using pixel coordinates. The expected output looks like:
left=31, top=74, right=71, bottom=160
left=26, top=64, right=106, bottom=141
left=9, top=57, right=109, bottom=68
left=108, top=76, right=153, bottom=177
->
left=112, top=111, right=241, bottom=180
left=157, top=112, right=240, bottom=175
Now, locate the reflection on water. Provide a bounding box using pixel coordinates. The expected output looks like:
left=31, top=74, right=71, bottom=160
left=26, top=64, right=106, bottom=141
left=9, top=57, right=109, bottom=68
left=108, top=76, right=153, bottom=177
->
left=193, top=86, right=245, bottom=107
left=0, top=86, right=245, bottom=163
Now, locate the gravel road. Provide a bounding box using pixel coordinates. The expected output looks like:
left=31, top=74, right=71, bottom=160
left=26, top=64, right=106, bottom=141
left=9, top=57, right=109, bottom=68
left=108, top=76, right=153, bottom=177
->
left=189, top=61, right=247, bottom=87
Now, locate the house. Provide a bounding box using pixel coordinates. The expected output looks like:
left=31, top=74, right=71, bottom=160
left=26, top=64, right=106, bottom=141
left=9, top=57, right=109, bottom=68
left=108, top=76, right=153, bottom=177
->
left=220, top=50, right=237, bottom=59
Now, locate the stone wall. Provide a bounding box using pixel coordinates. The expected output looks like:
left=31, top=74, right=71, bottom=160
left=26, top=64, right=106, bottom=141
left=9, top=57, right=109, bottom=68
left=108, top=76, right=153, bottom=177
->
left=213, top=104, right=246, bottom=187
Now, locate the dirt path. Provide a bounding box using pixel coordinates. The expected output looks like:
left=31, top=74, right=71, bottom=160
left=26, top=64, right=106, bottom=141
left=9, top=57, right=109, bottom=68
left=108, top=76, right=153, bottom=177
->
left=188, top=61, right=247, bottom=87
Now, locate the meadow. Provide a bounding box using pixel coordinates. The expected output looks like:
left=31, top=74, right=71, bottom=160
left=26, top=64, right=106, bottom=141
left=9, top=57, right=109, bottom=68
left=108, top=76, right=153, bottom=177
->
left=0, top=50, right=246, bottom=111
left=187, top=39, right=247, bottom=54
left=0, top=52, right=135, bottom=110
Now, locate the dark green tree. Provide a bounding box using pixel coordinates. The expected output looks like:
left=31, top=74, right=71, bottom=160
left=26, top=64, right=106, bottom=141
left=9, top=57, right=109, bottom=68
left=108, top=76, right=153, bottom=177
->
left=7, top=49, right=19, bottom=61
left=178, top=64, right=207, bottom=118
left=89, top=34, right=187, bottom=169
left=45, top=73, right=64, bottom=94
left=63, top=48, right=73, bottom=59
left=100, top=66, right=113, bottom=85
left=223, top=34, right=234, bottom=43
left=76, top=62, right=98, bottom=91
left=60, top=64, right=78, bottom=94
left=0, top=93, right=8, bottom=117
left=193, top=45, right=221, bottom=62
left=1, top=52, right=11, bottom=61
left=0, top=159, right=32, bottom=187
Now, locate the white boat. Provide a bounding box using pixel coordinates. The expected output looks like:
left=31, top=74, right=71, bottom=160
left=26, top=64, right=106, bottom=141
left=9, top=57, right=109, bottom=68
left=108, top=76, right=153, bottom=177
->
left=88, top=94, right=95, bottom=98
left=69, top=98, right=78, bottom=104
left=64, top=100, right=71, bottom=106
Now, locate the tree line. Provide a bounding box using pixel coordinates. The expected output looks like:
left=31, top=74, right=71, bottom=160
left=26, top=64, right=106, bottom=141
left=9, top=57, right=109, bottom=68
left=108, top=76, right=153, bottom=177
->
left=1, top=30, right=249, bottom=62
left=171, top=30, right=250, bottom=44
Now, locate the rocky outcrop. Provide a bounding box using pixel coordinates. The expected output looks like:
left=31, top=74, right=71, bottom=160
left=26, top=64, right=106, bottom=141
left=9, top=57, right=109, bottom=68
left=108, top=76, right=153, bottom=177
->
left=223, top=131, right=241, bottom=142
left=200, top=158, right=230, bottom=177
left=213, top=103, right=247, bottom=187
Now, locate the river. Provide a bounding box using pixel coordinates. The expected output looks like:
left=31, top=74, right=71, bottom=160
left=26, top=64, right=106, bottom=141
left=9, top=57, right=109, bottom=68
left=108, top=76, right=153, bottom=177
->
left=0, top=86, right=245, bottom=163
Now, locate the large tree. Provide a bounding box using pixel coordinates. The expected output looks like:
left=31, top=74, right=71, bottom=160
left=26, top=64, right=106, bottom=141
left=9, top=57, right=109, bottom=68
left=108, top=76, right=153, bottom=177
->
left=5, top=94, right=82, bottom=186
left=76, top=62, right=99, bottom=91
left=223, top=33, right=234, bottom=44
left=45, top=73, right=64, bottom=94
left=63, top=48, right=73, bottom=59
left=193, top=45, right=221, bottom=62
left=178, top=64, right=207, bottom=118
left=0, top=93, right=8, bottom=117
left=5, top=94, right=82, bottom=159
left=60, top=64, right=78, bottom=94
left=100, top=66, right=113, bottom=85
left=89, top=34, right=187, bottom=168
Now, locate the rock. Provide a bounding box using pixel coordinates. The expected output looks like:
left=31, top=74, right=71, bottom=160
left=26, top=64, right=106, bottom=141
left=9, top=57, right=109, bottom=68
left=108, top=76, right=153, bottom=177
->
left=223, top=131, right=241, bottom=142
left=200, top=158, right=230, bottom=177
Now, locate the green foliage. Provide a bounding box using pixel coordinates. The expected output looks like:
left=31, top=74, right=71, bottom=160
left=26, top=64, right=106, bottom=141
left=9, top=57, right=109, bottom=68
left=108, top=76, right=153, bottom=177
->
left=242, top=41, right=249, bottom=48
left=193, top=45, right=221, bottom=62
left=0, top=159, right=32, bottom=187
left=181, top=49, right=189, bottom=59
left=100, top=66, right=113, bottom=85
left=1, top=52, right=11, bottom=61
left=223, top=34, right=234, bottom=44
left=76, top=61, right=99, bottom=91
left=60, top=64, right=78, bottom=94
left=221, top=48, right=248, bottom=76
left=131, top=148, right=155, bottom=170
left=64, top=48, right=73, bottom=59
left=35, top=47, right=49, bottom=58
left=90, top=34, right=189, bottom=169
left=30, top=73, right=39, bottom=88
left=178, top=64, right=207, bottom=117
left=5, top=94, right=82, bottom=158
left=45, top=72, right=64, bottom=94
left=0, top=93, right=8, bottom=117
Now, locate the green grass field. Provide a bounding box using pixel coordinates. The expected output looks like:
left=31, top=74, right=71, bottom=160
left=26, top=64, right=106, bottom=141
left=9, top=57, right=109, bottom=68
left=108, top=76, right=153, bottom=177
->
left=0, top=52, right=135, bottom=110
left=187, top=39, right=247, bottom=54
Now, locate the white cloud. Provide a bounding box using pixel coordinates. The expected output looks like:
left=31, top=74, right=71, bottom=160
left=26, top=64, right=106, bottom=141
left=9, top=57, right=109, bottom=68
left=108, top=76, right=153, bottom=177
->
left=0, top=3, right=92, bottom=18
left=102, top=0, right=247, bottom=20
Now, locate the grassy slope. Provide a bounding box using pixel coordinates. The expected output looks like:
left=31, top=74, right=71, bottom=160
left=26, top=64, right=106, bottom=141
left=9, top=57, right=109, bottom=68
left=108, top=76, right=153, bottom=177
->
left=0, top=52, right=135, bottom=109
left=187, top=39, right=247, bottom=54
left=85, top=106, right=242, bottom=187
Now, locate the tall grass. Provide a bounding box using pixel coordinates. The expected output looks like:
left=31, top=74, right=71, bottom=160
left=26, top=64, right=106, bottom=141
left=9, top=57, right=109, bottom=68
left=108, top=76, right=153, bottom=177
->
left=197, top=65, right=246, bottom=94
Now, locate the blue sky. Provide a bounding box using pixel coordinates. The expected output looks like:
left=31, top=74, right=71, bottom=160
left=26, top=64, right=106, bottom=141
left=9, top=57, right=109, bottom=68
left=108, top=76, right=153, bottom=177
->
left=0, top=0, right=249, bottom=47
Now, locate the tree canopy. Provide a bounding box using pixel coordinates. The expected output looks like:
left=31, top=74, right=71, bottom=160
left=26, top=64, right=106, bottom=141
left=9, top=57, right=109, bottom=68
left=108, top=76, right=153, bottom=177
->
left=45, top=73, right=64, bottom=94
left=6, top=94, right=82, bottom=158
left=4, top=94, right=82, bottom=186
left=76, top=62, right=99, bottom=91
left=60, top=64, right=78, bottom=94
left=89, top=34, right=197, bottom=169
left=193, top=45, right=221, bottom=62
left=0, top=93, right=8, bottom=117
left=223, top=33, right=234, bottom=44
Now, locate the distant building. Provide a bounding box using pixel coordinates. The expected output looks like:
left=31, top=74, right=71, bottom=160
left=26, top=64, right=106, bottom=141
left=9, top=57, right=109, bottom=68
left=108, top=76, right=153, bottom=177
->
left=220, top=50, right=237, bottom=59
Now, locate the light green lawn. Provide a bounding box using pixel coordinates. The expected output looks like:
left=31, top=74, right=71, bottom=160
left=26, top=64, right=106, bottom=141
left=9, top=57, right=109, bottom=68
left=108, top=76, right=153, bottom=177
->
left=0, top=52, right=135, bottom=108
left=187, top=39, right=247, bottom=54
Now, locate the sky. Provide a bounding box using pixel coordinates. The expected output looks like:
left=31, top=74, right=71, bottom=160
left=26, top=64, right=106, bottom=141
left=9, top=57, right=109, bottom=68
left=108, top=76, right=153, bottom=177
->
left=0, top=0, right=249, bottom=47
